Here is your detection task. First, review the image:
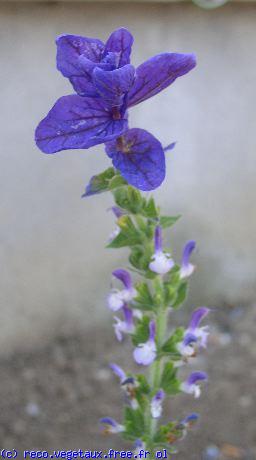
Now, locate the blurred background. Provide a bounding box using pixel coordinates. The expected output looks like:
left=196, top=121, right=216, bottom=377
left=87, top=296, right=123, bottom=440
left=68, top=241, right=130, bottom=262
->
left=0, top=0, right=256, bottom=458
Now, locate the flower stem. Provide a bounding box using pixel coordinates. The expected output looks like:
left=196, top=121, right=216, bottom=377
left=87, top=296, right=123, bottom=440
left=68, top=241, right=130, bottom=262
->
left=146, top=291, right=168, bottom=455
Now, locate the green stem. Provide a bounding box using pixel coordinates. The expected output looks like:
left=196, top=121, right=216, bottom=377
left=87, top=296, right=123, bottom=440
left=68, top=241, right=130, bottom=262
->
left=146, top=294, right=168, bottom=455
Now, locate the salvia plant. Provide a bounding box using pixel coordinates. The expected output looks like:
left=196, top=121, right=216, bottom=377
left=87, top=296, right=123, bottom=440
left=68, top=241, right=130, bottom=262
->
left=35, top=28, right=210, bottom=457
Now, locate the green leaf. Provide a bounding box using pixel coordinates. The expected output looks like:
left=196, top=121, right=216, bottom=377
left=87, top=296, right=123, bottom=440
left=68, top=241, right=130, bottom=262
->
left=124, top=407, right=145, bottom=439
left=134, top=282, right=155, bottom=311
left=159, top=215, right=181, bottom=229
left=161, top=362, right=180, bottom=395
left=142, top=196, right=159, bottom=219
left=172, top=281, right=188, bottom=309
left=132, top=315, right=150, bottom=346
left=83, top=168, right=127, bottom=197
left=108, top=216, right=142, bottom=248
left=162, top=327, right=184, bottom=354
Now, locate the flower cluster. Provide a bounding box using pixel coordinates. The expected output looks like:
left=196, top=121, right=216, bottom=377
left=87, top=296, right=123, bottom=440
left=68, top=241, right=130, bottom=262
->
left=101, top=187, right=210, bottom=452
left=35, top=28, right=196, bottom=191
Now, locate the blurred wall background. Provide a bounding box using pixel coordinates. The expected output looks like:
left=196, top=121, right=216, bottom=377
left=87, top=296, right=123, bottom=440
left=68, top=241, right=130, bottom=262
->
left=0, top=0, right=256, bottom=356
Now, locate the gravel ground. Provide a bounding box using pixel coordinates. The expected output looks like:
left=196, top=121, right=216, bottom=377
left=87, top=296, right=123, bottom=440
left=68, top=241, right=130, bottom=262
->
left=0, top=303, right=255, bottom=460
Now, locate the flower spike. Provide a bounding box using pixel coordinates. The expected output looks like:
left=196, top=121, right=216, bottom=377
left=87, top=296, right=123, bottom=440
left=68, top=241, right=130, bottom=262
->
left=149, top=226, right=174, bottom=275
left=35, top=25, right=209, bottom=453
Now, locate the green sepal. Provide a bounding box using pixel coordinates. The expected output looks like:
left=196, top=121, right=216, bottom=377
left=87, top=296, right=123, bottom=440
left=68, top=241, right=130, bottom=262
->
left=159, top=215, right=181, bottom=229
left=134, top=216, right=155, bottom=240
left=132, top=315, right=150, bottom=346
left=114, top=186, right=145, bottom=214
left=107, top=216, right=142, bottom=248
left=154, top=421, right=176, bottom=443
left=163, top=267, right=188, bottom=309
left=129, top=244, right=154, bottom=275
left=129, top=245, right=145, bottom=269
left=154, top=422, right=183, bottom=445
left=136, top=374, right=151, bottom=395
left=113, top=187, right=160, bottom=219
left=123, top=406, right=145, bottom=440
left=160, top=362, right=181, bottom=395
left=83, top=167, right=127, bottom=197
left=133, top=282, right=155, bottom=311
left=162, top=327, right=184, bottom=355
left=135, top=374, right=151, bottom=409
left=109, top=175, right=128, bottom=190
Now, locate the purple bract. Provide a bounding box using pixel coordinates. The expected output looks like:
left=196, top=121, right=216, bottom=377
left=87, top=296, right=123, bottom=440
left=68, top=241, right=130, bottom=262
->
left=35, top=27, right=196, bottom=191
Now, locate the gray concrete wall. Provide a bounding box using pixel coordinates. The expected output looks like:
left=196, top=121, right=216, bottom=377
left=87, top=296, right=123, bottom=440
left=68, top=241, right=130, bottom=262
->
left=1, top=1, right=256, bottom=355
